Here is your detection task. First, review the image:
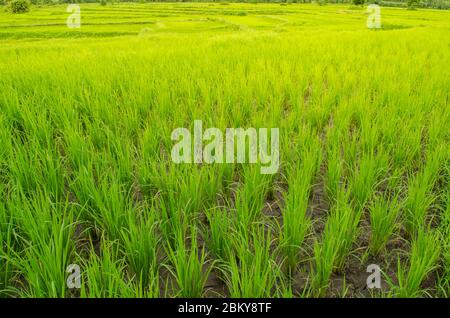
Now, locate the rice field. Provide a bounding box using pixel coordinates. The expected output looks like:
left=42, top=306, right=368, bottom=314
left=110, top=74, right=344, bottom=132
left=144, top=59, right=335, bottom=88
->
left=0, top=2, right=449, bottom=298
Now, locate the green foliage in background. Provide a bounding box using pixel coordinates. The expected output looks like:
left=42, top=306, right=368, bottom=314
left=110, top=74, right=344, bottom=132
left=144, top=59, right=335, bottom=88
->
left=6, top=0, right=31, bottom=13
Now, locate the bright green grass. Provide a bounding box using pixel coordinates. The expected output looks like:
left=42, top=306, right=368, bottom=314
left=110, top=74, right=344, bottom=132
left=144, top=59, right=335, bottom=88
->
left=0, top=3, right=449, bottom=298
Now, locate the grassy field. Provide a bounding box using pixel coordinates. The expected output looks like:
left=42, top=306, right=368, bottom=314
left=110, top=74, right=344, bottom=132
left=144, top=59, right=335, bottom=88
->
left=0, top=2, right=449, bottom=298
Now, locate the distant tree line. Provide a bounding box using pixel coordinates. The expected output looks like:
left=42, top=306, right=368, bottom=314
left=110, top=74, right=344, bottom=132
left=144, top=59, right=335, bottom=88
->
left=1, top=0, right=449, bottom=10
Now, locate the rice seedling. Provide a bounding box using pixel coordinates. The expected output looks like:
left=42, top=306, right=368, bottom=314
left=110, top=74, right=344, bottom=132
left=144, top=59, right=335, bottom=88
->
left=279, top=141, right=321, bottom=272
left=224, top=225, right=281, bottom=298
left=312, top=190, right=361, bottom=296
left=0, top=190, right=14, bottom=297
left=349, top=152, right=387, bottom=209
left=205, top=208, right=234, bottom=262
left=404, top=144, right=446, bottom=235
left=368, top=194, right=402, bottom=255
left=394, top=229, right=441, bottom=297
left=120, top=203, right=160, bottom=288
left=311, top=239, right=339, bottom=297
left=70, top=169, right=133, bottom=241
left=324, top=144, right=344, bottom=202
left=165, top=227, right=212, bottom=298
left=437, top=190, right=450, bottom=297
left=9, top=192, right=76, bottom=298
left=80, top=241, right=137, bottom=298
left=233, top=165, right=273, bottom=234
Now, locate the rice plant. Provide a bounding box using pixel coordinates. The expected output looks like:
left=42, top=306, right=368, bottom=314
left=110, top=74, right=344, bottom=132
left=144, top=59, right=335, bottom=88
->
left=368, top=194, right=402, bottom=255
left=165, top=228, right=212, bottom=298
left=224, top=225, right=281, bottom=298
left=394, top=229, right=441, bottom=297
left=280, top=142, right=321, bottom=272
left=312, top=191, right=361, bottom=296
